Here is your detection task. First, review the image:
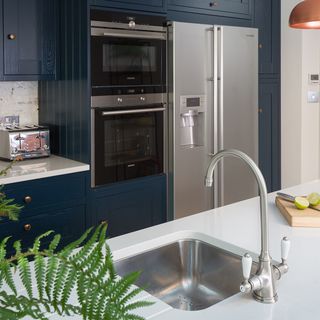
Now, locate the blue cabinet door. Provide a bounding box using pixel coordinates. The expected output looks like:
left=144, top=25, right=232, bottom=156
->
left=259, top=78, right=281, bottom=192
left=2, top=0, right=57, bottom=80
left=92, top=175, right=167, bottom=238
left=168, top=0, right=252, bottom=19
left=254, top=0, right=280, bottom=75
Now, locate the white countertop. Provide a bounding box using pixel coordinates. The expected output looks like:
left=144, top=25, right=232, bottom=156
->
left=103, top=179, right=320, bottom=320
left=0, top=155, right=90, bottom=185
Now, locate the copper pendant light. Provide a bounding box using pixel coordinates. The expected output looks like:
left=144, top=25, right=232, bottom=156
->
left=289, top=0, right=320, bottom=29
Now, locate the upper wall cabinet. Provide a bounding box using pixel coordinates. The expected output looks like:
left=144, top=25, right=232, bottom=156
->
left=91, top=0, right=166, bottom=13
left=168, top=0, right=252, bottom=19
left=0, top=0, right=57, bottom=80
left=254, top=0, right=280, bottom=75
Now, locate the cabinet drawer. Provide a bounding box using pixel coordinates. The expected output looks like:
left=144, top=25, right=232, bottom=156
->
left=168, top=0, right=251, bottom=17
left=3, top=173, right=86, bottom=216
left=0, top=205, right=86, bottom=252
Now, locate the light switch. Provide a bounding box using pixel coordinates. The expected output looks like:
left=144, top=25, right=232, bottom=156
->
left=307, top=91, right=319, bottom=103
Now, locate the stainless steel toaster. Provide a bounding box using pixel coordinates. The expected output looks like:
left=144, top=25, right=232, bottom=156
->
left=0, top=125, right=50, bottom=161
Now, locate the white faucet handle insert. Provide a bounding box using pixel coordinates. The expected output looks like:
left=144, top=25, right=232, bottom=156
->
left=242, top=253, right=252, bottom=280
left=281, top=237, right=290, bottom=261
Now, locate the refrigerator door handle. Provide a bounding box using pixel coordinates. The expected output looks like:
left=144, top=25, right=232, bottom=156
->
left=213, top=26, right=219, bottom=208
left=214, top=26, right=225, bottom=207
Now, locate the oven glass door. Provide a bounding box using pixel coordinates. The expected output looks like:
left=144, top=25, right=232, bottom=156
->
left=91, top=35, right=166, bottom=89
left=94, top=107, right=164, bottom=186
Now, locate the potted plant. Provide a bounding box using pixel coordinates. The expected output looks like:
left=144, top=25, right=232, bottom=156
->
left=0, top=162, right=152, bottom=319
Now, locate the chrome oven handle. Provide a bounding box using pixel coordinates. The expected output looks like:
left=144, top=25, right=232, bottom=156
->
left=101, top=107, right=166, bottom=116
left=91, top=27, right=166, bottom=40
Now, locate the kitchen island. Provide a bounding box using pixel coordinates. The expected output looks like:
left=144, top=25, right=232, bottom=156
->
left=14, top=180, right=320, bottom=319
left=107, top=179, right=320, bottom=320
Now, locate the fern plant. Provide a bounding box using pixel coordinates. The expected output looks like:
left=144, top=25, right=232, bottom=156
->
left=0, top=223, right=152, bottom=319
left=0, top=161, right=23, bottom=221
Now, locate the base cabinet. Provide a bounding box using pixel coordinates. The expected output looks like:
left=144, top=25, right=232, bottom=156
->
left=0, top=172, right=87, bottom=252
left=92, top=175, right=167, bottom=238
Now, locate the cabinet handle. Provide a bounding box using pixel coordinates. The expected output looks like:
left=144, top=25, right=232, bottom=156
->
left=24, top=224, right=32, bottom=232
left=24, top=196, right=32, bottom=204
left=259, top=44, right=263, bottom=49
left=259, top=108, right=263, bottom=113
left=209, top=2, right=218, bottom=7
left=8, top=34, right=16, bottom=40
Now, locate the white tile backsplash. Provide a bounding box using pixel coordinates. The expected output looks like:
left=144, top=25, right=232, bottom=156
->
left=0, top=81, right=38, bottom=125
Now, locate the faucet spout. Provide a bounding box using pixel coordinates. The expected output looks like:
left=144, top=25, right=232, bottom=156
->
left=205, top=149, right=289, bottom=304
left=205, top=149, right=269, bottom=258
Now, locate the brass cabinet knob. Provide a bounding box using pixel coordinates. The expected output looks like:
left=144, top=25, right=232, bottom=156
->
left=8, top=34, right=16, bottom=40
left=259, top=44, right=263, bottom=49
left=259, top=108, right=263, bottom=113
left=24, top=224, right=32, bottom=232
left=210, top=2, right=218, bottom=6
left=24, top=196, right=32, bottom=204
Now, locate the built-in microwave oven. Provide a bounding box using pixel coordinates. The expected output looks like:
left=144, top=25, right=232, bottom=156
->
left=91, top=12, right=167, bottom=96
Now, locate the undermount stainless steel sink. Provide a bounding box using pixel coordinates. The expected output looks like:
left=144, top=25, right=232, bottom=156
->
left=115, top=239, right=257, bottom=311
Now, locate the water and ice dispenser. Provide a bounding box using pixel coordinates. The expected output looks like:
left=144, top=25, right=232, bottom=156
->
left=179, top=95, right=205, bottom=147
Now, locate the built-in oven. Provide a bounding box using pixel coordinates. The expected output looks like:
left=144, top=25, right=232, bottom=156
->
left=91, top=13, right=166, bottom=96
left=92, top=95, right=165, bottom=187
left=90, top=11, right=167, bottom=187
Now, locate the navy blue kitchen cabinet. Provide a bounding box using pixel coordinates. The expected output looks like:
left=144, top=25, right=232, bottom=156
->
left=254, top=0, right=280, bottom=75
left=168, top=0, right=252, bottom=19
left=0, top=172, right=87, bottom=250
left=0, top=0, right=57, bottom=80
left=91, top=0, right=166, bottom=13
left=259, top=78, right=281, bottom=192
left=254, top=0, right=281, bottom=191
left=91, top=175, right=167, bottom=238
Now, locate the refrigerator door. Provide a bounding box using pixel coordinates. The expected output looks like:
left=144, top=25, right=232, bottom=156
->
left=169, top=22, right=214, bottom=219
left=214, top=25, right=259, bottom=206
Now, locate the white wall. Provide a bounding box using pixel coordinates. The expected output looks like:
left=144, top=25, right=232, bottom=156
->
left=0, top=82, right=38, bottom=126
left=281, top=0, right=320, bottom=187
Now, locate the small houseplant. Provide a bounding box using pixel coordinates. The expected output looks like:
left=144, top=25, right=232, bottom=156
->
left=0, top=162, right=151, bottom=319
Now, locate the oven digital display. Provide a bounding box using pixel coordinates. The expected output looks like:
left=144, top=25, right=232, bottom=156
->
left=186, top=97, right=200, bottom=107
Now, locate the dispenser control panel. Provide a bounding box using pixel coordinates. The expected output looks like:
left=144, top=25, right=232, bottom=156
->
left=180, top=95, right=206, bottom=113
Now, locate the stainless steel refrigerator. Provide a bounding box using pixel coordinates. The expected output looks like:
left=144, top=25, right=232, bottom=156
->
left=167, top=21, right=259, bottom=219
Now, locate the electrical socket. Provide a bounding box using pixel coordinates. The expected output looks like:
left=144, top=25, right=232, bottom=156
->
left=0, top=115, right=20, bottom=126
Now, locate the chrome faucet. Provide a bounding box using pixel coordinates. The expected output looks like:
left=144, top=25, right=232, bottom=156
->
left=205, top=149, right=290, bottom=303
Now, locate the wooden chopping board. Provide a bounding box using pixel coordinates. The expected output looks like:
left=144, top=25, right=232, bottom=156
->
left=276, top=196, right=320, bottom=227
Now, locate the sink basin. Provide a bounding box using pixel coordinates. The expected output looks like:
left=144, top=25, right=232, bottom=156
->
left=115, top=238, right=257, bottom=311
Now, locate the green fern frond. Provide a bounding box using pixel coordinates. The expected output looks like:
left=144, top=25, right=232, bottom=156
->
left=0, top=194, right=22, bottom=221
left=0, top=161, right=23, bottom=221
left=17, top=255, right=33, bottom=298
left=0, top=224, right=153, bottom=319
